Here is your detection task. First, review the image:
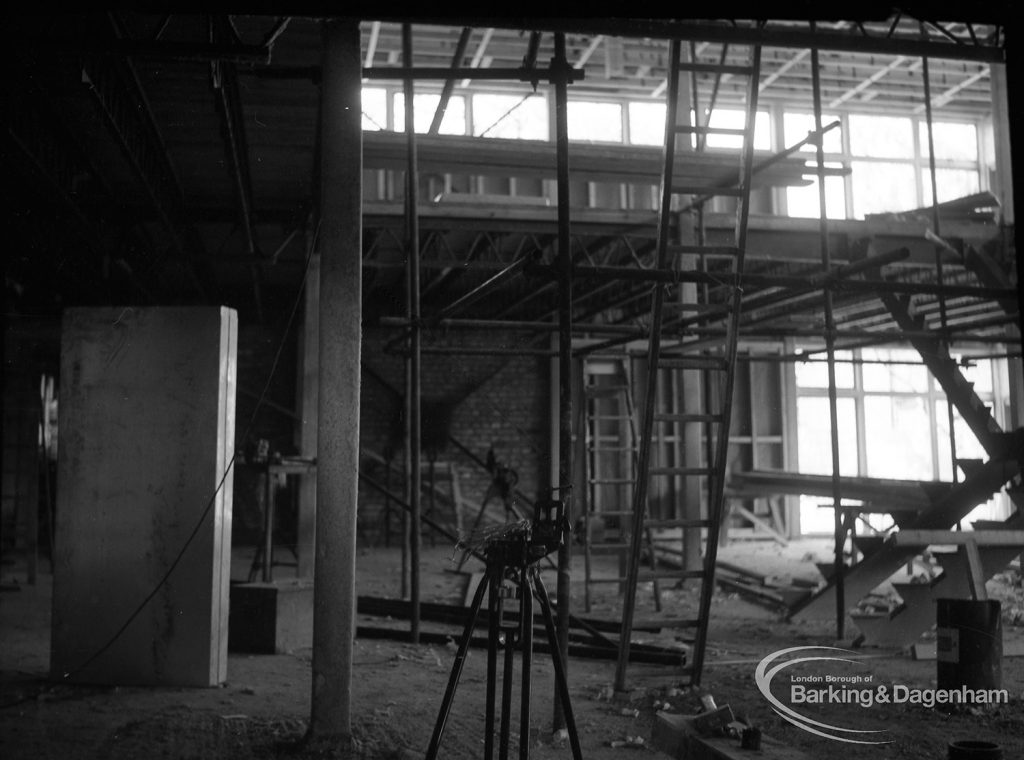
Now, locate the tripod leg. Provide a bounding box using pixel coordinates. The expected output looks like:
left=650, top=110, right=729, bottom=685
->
left=499, top=622, right=515, bottom=760
left=425, top=567, right=492, bottom=760
left=485, top=571, right=499, bottom=760
left=519, top=564, right=533, bottom=760
left=532, top=570, right=584, bottom=760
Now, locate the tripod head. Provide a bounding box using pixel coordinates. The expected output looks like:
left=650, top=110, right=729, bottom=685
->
left=481, top=498, right=568, bottom=570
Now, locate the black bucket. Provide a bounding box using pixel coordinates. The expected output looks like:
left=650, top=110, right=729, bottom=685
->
left=936, top=599, right=1002, bottom=691
left=948, top=739, right=1003, bottom=759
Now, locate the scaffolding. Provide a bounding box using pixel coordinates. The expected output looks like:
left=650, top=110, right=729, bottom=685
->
left=363, top=15, right=1020, bottom=704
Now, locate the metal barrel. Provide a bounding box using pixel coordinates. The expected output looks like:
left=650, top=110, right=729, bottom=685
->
left=936, top=598, right=1002, bottom=692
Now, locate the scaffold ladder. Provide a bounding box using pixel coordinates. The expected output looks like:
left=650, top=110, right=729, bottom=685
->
left=580, top=356, right=663, bottom=613
left=615, top=38, right=762, bottom=690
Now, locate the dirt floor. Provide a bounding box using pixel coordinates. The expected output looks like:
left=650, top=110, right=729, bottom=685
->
left=2, top=539, right=1023, bottom=759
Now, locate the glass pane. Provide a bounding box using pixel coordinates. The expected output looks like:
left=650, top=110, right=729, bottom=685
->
left=703, top=109, right=771, bottom=150
left=954, top=355, right=993, bottom=394
left=861, top=348, right=929, bottom=393
left=472, top=93, right=548, bottom=139
left=362, top=87, right=387, bottom=131
left=918, top=121, right=978, bottom=161
left=850, top=161, right=918, bottom=217
left=935, top=403, right=987, bottom=481
left=864, top=396, right=933, bottom=479
left=628, top=101, right=666, bottom=145
left=797, top=396, right=858, bottom=476
left=849, top=114, right=914, bottom=158
left=783, top=111, right=843, bottom=153
left=568, top=101, right=623, bottom=143
left=394, top=93, right=466, bottom=135
left=786, top=168, right=846, bottom=219
left=795, top=351, right=854, bottom=389
left=921, top=168, right=981, bottom=206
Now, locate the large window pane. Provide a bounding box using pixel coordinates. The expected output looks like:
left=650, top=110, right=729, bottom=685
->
left=935, top=404, right=987, bottom=481
left=850, top=161, right=918, bottom=217
left=864, top=396, right=933, bottom=479
left=934, top=404, right=1004, bottom=523
left=472, top=93, right=548, bottom=139
left=394, top=93, right=466, bottom=135
left=362, top=87, right=387, bottom=131
left=921, top=168, right=981, bottom=206
left=797, top=396, right=858, bottom=534
left=795, top=351, right=854, bottom=389
left=861, top=348, right=929, bottom=393
left=954, top=355, right=993, bottom=394
left=568, top=101, right=623, bottom=142
left=798, top=396, right=858, bottom=476
left=783, top=111, right=843, bottom=153
left=628, top=101, right=666, bottom=145
left=918, top=121, right=979, bottom=161
left=786, top=167, right=847, bottom=219
left=849, top=114, right=914, bottom=158
left=703, top=109, right=771, bottom=150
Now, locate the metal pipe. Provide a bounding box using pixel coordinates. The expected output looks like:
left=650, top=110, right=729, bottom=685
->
left=392, top=17, right=1005, bottom=63
left=921, top=43, right=961, bottom=488
left=552, top=31, right=574, bottom=733
left=809, top=36, right=846, bottom=641
left=428, top=27, right=472, bottom=135
left=363, top=65, right=584, bottom=82
left=382, top=253, right=536, bottom=353
left=378, top=316, right=638, bottom=334
left=402, top=22, right=422, bottom=644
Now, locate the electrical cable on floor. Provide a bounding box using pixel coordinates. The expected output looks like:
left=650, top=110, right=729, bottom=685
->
left=1, top=221, right=320, bottom=710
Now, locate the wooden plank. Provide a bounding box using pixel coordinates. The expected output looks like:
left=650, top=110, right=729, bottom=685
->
left=962, top=539, right=989, bottom=601
left=362, top=130, right=816, bottom=188
left=890, top=530, right=1024, bottom=547
left=652, top=712, right=812, bottom=760
left=914, top=639, right=1024, bottom=660
left=731, top=469, right=944, bottom=510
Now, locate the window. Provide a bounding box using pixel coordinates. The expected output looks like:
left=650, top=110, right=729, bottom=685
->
left=568, top=100, right=623, bottom=143
left=702, top=108, right=772, bottom=151
left=794, top=348, right=1011, bottom=535
left=922, top=168, right=981, bottom=206
left=782, top=111, right=985, bottom=220
left=849, top=114, right=914, bottom=158
left=787, top=164, right=848, bottom=219
left=393, top=92, right=466, bottom=135
left=919, top=121, right=979, bottom=161
left=471, top=93, right=548, bottom=139
left=362, top=87, right=387, bottom=131
left=850, top=161, right=918, bottom=217
left=628, top=101, right=666, bottom=145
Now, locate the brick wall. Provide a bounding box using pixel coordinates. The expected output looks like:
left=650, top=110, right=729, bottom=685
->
left=358, top=327, right=552, bottom=546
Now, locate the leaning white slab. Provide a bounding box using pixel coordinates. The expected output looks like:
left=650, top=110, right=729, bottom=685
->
left=51, top=307, right=237, bottom=686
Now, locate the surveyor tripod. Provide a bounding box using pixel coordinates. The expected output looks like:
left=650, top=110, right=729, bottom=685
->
left=425, top=502, right=583, bottom=760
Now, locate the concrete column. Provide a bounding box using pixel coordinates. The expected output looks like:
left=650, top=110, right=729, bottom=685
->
left=309, top=18, right=361, bottom=741
left=297, top=252, right=320, bottom=579
left=52, top=306, right=237, bottom=687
